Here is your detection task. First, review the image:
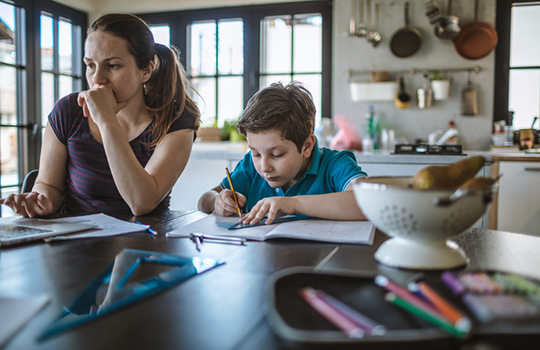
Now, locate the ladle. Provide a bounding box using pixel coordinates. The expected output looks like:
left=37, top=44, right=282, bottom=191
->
left=367, top=2, right=381, bottom=47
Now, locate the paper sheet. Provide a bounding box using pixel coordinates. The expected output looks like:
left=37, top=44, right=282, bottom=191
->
left=45, top=213, right=149, bottom=241
left=167, top=213, right=375, bottom=245
left=0, top=294, right=49, bottom=347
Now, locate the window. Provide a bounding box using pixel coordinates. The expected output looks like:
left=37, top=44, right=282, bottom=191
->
left=0, top=0, right=86, bottom=216
left=138, top=1, right=331, bottom=128
left=494, top=0, right=540, bottom=128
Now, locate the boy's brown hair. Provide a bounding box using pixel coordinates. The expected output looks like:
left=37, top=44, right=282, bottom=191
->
left=237, top=81, right=316, bottom=152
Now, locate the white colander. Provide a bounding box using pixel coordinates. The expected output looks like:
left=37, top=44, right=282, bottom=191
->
left=353, top=177, right=495, bottom=270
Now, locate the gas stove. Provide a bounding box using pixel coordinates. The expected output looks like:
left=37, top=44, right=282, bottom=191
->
left=392, top=144, right=465, bottom=155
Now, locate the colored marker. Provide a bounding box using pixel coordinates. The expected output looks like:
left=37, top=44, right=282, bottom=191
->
left=313, top=288, right=386, bottom=335
left=136, top=221, right=158, bottom=236
left=375, top=275, right=439, bottom=314
left=300, top=287, right=364, bottom=338
left=413, top=281, right=471, bottom=333
left=442, top=271, right=467, bottom=295
left=385, top=293, right=468, bottom=338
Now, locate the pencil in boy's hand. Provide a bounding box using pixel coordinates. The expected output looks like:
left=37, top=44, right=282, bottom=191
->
left=226, top=167, right=242, bottom=217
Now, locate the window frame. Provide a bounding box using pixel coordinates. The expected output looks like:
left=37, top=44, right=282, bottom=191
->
left=493, top=0, right=539, bottom=123
left=1, top=0, right=86, bottom=179
left=137, top=0, right=332, bottom=120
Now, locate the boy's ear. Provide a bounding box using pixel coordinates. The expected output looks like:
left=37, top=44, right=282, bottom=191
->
left=301, top=134, right=316, bottom=158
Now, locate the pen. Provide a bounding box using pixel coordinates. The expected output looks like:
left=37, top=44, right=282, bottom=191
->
left=300, top=287, right=364, bottom=339
left=136, top=221, right=158, bottom=236
left=226, top=167, right=242, bottom=217
left=409, top=281, right=471, bottom=333
left=385, top=292, right=468, bottom=338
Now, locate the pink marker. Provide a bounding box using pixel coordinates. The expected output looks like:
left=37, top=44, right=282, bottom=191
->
left=300, top=287, right=364, bottom=338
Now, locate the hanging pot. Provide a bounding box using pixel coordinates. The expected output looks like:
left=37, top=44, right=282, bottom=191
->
left=453, top=0, right=497, bottom=60
left=434, top=0, right=461, bottom=40
left=389, top=2, right=423, bottom=59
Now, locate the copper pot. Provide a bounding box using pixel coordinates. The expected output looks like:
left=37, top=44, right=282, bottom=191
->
left=453, top=0, right=497, bottom=60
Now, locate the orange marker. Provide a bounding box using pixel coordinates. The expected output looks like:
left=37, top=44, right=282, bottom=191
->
left=416, top=281, right=471, bottom=333
left=225, top=167, right=242, bottom=217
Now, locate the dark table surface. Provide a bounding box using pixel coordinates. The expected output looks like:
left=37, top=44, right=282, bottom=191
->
left=1, top=210, right=539, bottom=350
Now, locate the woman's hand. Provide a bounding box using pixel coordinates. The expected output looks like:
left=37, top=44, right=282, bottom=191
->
left=214, top=189, right=246, bottom=217
left=0, top=192, right=54, bottom=218
left=240, top=197, right=297, bottom=225
left=77, top=86, right=127, bottom=125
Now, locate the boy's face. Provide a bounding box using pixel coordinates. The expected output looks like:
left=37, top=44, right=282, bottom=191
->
left=246, top=130, right=315, bottom=191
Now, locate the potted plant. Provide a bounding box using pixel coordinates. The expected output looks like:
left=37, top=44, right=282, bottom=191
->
left=430, top=71, right=451, bottom=100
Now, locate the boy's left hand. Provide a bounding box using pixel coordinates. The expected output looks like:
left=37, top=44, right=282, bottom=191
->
left=240, top=197, right=298, bottom=225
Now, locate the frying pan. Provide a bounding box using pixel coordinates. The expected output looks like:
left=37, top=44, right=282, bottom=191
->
left=389, top=2, right=422, bottom=59
left=453, top=0, right=497, bottom=60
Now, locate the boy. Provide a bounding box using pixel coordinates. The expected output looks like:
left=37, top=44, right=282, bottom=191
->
left=198, top=81, right=368, bottom=224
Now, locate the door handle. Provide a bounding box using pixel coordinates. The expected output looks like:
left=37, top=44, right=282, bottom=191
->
left=524, top=167, right=540, bottom=172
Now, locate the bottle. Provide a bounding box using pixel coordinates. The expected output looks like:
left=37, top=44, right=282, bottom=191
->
left=365, top=105, right=380, bottom=149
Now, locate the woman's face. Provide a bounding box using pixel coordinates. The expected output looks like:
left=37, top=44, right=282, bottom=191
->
left=84, top=31, right=151, bottom=103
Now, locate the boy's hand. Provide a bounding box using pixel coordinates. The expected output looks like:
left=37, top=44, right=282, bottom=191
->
left=214, top=189, right=246, bottom=217
left=241, top=197, right=297, bottom=225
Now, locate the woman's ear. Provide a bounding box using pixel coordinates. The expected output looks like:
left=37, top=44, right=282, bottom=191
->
left=142, top=60, right=155, bottom=83
left=301, top=134, right=316, bottom=158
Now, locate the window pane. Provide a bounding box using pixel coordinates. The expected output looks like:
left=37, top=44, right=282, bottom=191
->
left=191, top=22, right=216, bottom=76
left=218, top=76, right=243, bottom=127
left=150, top=25, right=170, bottom=46
left=510, top=4, right=540, bottom=67
left=0, top=2, right=16, bottom=65
left=191, top=77, right=216, bottom=127
left=0, top=66, right=16, bottom=124
left=260, top=75, right=291, bottom=88
left=59, top=20, right=72, bottom=73
left=509, top=69, right=540, bottom=130
left=293, top=74, right=322, bottom=123
left=293, top=14, right=322, bottom=73
left=41, top=15, right=54, bottom=71
left=218, top=20, right=243, bottom=75
left=59, top=75, right=73, bottom=99
left=261, top=16, right=292, bottom=74
left=41, top=73, right=55, bottom=127
left=1, top=126, right=19, bottom=187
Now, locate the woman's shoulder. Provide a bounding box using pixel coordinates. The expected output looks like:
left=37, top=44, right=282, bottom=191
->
left=168, top=109, right=198, bottom=133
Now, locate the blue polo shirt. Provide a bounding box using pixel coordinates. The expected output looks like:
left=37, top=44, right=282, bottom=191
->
left=220, top=138, right=368, bottom=212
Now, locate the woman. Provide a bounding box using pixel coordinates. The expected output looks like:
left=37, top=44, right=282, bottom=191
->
left=1, top=13, right=200, bottom=217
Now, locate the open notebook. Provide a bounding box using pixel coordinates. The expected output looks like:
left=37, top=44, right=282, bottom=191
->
left=166, top=213, right=375, bottom=245
left=0, top=217, right=96, bottom=248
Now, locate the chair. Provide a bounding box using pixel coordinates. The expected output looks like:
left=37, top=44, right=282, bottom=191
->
left=21, top=169, right=39, bottom=193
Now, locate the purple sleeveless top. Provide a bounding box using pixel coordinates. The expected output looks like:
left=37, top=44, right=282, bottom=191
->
left=48, top=93, right=197, bottom=214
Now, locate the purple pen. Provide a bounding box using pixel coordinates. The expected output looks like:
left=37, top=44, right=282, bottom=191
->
left=314, top=289, right=386, bottom=335
left=442, top=271, right=466, bottom=296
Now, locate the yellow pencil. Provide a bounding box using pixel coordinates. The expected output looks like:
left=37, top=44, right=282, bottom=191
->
left=226, top=167, right=242, bottom=217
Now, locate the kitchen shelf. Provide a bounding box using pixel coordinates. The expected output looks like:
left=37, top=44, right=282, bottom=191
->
left=346, top=66, right=482, bottom=79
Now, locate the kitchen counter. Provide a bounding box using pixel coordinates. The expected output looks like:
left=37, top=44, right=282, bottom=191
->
left=190, top=141, right=540, bottom=163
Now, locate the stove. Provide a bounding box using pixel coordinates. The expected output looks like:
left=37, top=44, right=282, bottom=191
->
left=393, top=144, right=465, bottom=155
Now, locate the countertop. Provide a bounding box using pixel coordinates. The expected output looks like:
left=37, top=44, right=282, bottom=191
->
left=191, top=141, right=540, bottom=163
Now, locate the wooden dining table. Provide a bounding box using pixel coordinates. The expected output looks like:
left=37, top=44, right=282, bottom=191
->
left=1, top=209, right=539, bottom=350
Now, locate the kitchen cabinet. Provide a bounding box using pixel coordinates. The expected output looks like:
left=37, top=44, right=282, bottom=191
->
left=496, top=161, right=540, bottom=236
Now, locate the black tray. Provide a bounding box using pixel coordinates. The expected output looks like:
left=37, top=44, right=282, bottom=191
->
left=265, top=268, right=540, bottom=347
left=265, top=268, right=449, bottom=346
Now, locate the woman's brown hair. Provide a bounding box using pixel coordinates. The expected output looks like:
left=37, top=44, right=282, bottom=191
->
left=88, top=13, right=200, bottom=147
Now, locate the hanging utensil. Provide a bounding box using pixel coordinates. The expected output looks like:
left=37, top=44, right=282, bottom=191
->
left=424, top=0, right=443, bottom=25
left=417, top=72, right=433, bottom=109
left=389, top=2, right=423, bottom=58
left=453, top=0, right=498, bottom=60
left=461, top=70, right=478, bottom=116
left=395, top=76, right=412, bottom=109
left=367, top=1, right=381, bottom=47
left=434, top=0, right=461, bottom=40
left=349, top=0, right=367, bottom=37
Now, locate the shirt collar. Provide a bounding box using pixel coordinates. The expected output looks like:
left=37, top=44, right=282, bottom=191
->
left=304, top=136, right=322, bottom=177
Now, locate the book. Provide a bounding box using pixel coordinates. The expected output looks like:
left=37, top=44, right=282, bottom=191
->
left=166, top=213, right=375, bottom=245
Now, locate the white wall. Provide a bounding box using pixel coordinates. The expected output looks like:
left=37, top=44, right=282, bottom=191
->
left=55, top=0, right=497, bottom=150
left=333, top=0, right=496, bottom=150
